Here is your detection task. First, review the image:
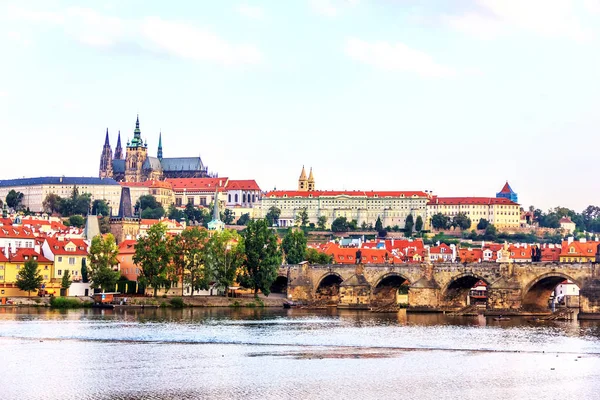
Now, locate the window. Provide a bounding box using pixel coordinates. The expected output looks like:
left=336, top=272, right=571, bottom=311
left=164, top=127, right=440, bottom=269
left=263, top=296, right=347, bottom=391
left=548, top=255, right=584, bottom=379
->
left=44, top=265, right=48, bottom=270
left=58, top=270, right=62, bottom=276
left=69, top=257, right=76, bottom=265
left=58, top=256, right=62, bottom=262
left=16, top=265, right=20, bottom=270
left=44, top=275, right=48, bottom=280
left=73, top=270, right=78, bottom=276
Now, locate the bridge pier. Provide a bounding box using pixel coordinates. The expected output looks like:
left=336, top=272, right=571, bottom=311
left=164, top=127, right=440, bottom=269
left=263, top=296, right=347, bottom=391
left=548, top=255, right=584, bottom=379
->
left=408, top=277, right=440, bottom=311
left=579, top=279, right=600, bottom=319
left=486, top=278, right=523, bottom=311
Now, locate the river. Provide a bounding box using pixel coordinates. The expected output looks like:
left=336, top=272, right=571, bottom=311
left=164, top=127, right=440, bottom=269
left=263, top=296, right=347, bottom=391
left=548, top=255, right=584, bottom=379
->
left=1, top=307, right=600, bottom=400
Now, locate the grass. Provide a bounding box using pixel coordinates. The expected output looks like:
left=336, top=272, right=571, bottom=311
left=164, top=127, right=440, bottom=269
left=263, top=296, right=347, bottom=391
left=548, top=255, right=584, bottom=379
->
left=170, top=297, right=185, bottom=308
left=50, top=297, right=88, bottom=309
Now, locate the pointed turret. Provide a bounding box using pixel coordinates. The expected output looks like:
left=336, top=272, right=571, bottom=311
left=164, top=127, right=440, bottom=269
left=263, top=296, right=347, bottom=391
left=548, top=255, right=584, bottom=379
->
left=307, top=167, right=315, bottom=191
left=298, top=165, right=308, bottom=191
left=104, top=128, right=110, bottom=146
left=114, top=130, right=123, bottom=160
left=129, top=114, right=143, bottom=148
left=496, top=181, right=518, bottom=203
left=157, top=131, right=163, bottom=160
left=99, top=128, right=113, bottom=178
left=208, top=187, right=225, bottom=231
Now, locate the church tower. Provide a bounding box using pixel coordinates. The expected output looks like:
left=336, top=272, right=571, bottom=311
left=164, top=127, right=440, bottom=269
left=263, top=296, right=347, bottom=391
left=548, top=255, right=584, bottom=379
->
left=114, top=131, right=123, bottom=160
left=124, top=115, right=148, bottom=182
left=307, top=168, right=315, bottom=191
left=99, top=128, right=113, bottom=178
left=157, top=131, right=163, bottom=160
left=298, top=166, right=308, bottom=191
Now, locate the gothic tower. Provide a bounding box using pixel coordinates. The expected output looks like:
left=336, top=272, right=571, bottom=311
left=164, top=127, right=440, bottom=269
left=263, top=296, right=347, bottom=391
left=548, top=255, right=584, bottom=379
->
left=124, top=115, right=148, bottom=182
left=307, top=167, right=315, bottom=191
left=157, top=131, right=163, bottom=160
left=298, top=166, right=308, bottom=191
left=114, top=130, right=123, bottom=160
left=99, top=128, right=113, bottom=178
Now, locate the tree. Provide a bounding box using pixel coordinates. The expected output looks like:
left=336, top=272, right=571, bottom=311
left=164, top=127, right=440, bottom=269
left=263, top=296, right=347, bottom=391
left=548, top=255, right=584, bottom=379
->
left=135, top=195, right=164, bottom=219
left=452, top=213, right=472, bottom=231
left=61, top=269, right=72, bottom=290
left=295, top=207, right=309, bottom=228
left=483, top=224, right=498, bottom=241
left=238, top=219, right=282, bottom=296
left=206, top=229, right=245, bottom=297
left=6, top=190, right=24, bottom=210
left=331, top=217, right=349, bottom=232
left=282, top=229, right=307, bottom=264
left=348, top=219, right=358, bottom=230
left=306, top=248, right=333, bottom=264
left=133, top=223, right=172, bottom=296
left=223, top=209, right=235, bottom=224
left=317, top=215, right=327, bottom=230
left=375, top=216, right=383, bottom=232
left=405, top=214, right=414, bottom=236
left=72, top=193, right=92, bottom=215
left=81, top=258, right=89, bottom=283
left=415, top=215, right=424, bottom=233
left=88, top=234, right=120, bottom=292
left=236, top=213, right=250, bottom=226
left=477, top=218, right=489, bottom=230
left=42, top=193, right=62, bottom=214
left=68, top=215, right=86, bottom=228
left=170, top=227, right=210, bottom=297
left=431, top=213, right=450, bottom=230
left=98, top=216, right=111, bottom=234
left=92, top=199, right=110, bottom=216
left=265, top=206, right=281, bottom=227
left=16, top=259, right=43, bottom=296
left=168, top=204, right=186, bottom=222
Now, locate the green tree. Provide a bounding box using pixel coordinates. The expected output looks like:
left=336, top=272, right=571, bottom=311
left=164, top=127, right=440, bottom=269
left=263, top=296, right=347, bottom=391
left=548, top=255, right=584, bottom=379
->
left=265, top=206, right=281, bottom=227
left=61, top=269, right=72, bottom=290
left=133, top=223, right=173, bottom=296
left=331, top=217, right=349, bottom=232
left=92, top=199, right=110, bottom=216
left=68, top=215, right=86, bottom=228
left=170, top=227, right=210, bottom=297
left=238, top=219, right=282, bottom=296
left=483, top=224, right=498, bottom=241
left=135, top=195, right=164, bottom=219
left=223, top=209, right=235, bottom=224
left=348, top=219, right=358, bottom=230
left=477, top=218, right=489, bottom=230
left=404, top=214, right=414, bottom=236
left=168, top=204, right=186, bottom=222
left=88, top=234, right=120, bottom=292
left=375, top=216, right=383, bottom=232
left=6, top=190, right=24, bottom=210
left=295, top=207, right=309, bottom=228
left=431, top=213, right=450, bottom=230
left=42, top=193, right=62, bottom=214
left=415, top=215, right=424, bottom=233
left=282, top=229, right=307, bottom=264
left=452, top=213, right=472, bottom=231
left=306, top=248, right=333, bottom=264
left=73, top=193, right=92, bottom=215
left=317, top=215, right=327, bottom=230
left=98, top=216, right=111, bottom=234
left=206, top=229, right=245, bottom=297
left=236, top=213, right=250, bottom=226
left=81, top=258, right=89, bottom=283
left=16, top=259, right=43, bottom=296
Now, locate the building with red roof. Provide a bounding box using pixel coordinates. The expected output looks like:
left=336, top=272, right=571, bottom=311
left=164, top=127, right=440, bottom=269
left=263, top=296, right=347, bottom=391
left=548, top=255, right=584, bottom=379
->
left=0, top=225, right=36, bottom=250
left=559, top=239, right=599, bottom=262
left=427, top=195, right=520, bottom=230
left=42, top=237, right=89, bottom=282
left=0, top=247, right=58, bottom=296
left=120, top=180, right=174, bottom=210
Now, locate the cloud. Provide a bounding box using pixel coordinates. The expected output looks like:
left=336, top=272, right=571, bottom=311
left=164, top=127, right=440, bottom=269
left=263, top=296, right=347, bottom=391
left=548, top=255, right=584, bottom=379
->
left=445, top=0, right=589, bottom=40
left=345, top=38, right=455, bottom=78
left=7, top=6, right=262, bottom=66
left=7, top=31, right=32, bottom=46
left=310, top=0, right=359, bottom=17
left=235, top=4, right=264, bottom=19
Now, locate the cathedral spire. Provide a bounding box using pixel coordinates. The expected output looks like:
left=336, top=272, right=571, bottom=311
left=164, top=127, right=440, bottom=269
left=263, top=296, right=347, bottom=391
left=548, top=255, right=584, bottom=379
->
left=157, top=131, right=163, bottom=160
left=114, top=130, right=123, bottom=159
left=298, top=165, right=308, bottom=191
left=104, top=128, right=110, bottom=146
left=129, top=114, right=143, bottom=147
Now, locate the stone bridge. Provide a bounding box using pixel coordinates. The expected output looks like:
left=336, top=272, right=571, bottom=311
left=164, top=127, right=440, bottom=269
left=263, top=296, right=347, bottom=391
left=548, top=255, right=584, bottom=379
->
left=274, top=262, right=600, bottom=317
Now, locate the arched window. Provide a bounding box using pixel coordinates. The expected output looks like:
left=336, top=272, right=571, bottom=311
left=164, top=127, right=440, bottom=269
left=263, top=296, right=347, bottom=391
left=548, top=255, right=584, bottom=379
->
left=235, top=194, right=238, bottom=203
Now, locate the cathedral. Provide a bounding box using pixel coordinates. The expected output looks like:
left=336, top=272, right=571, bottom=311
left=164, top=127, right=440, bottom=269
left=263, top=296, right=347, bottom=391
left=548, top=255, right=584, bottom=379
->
left=99, top=115, right=213, bottom=182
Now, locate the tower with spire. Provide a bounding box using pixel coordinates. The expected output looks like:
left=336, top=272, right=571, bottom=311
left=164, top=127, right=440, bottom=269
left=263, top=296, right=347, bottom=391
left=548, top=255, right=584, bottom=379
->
left=124, top=115, right=149, bottom=182
left=208, top=187, right=225, bottom=231
left=157, top=131, right=163, bottom=160
left=298, top=166, right=308, bottom=191
left=307, top=167, right=315, bottom=191
left=114, top=131, right=123, bottom=160
left=99, top=128, right=113, bottom=178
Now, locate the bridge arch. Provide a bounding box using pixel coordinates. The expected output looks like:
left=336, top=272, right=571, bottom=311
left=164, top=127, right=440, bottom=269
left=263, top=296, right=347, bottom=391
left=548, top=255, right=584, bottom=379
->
left=270, top=275, right=288, bottom=295
left=442, top=273, right=491, bottom=309
left=314, top=272, right=344, bottom=304
left=372, top=273, right=411, bottom=305
left=522, top=272, right=582, bottom=310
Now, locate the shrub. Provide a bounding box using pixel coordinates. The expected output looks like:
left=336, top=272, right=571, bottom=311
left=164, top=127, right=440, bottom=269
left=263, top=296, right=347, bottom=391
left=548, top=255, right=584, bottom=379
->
left=159, top=301, right=168, bottom=308
left=229, top=301, right=241, bottom=308
left=170, top=297, right=184, bottom=308
left=50, top=297, right=83, bottom=309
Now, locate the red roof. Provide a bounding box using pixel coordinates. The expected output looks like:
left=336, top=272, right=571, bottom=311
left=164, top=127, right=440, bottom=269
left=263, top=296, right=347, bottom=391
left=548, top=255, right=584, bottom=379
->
left=559, top=217, right=573, bottom=224
left=0, top=218, right=13, bottom=226
left=428, top=197, right=518, bottom=206
left=44, top=238, right=88, bottom=255
left=120, top=180, right=173, bottom=189
left=6, top=248, right=52, bottom=263
left=458, top=248, right=483, bottom=262
left=430, top=243, right=453, bottom=254
left=225, top=180, right=261, bottom=191
left=499, top=182, right=513, bottom=194
left=0, top=226, right=35, bottom=239
left=265, top=190, right=427, bottom=198
left=166, top=178, right=228, bottom=191
left=118, top=239, right=137, bottom=254
left=560, top=241, right=599, bottom=257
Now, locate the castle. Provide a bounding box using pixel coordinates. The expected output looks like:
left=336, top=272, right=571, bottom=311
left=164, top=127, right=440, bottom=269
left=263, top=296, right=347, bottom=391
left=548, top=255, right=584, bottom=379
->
left=99, top=115, right=213, bottom=182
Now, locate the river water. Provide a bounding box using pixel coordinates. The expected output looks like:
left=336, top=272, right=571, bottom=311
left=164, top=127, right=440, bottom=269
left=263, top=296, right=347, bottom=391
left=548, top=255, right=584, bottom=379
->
left=1, top=307, right=600, bottom=400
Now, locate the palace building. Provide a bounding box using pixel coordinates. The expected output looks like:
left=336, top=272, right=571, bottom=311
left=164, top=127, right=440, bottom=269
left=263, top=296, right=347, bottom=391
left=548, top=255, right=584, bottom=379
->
left=99, top=115, right=214, bottom=183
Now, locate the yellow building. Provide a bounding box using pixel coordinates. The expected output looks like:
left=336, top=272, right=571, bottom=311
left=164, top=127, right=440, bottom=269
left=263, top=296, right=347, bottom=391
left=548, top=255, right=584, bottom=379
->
left=42, top=238, right=88, bottom=284
left=427, top=197, right=520, bottom=230
left=0, top=248, right=57, bottom=296
left=120, top=180, right=175, bottom=210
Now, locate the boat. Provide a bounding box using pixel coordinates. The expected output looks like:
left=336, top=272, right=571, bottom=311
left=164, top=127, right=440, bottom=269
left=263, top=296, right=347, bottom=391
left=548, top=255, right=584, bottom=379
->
left=493, top=317, right=511, bottom=321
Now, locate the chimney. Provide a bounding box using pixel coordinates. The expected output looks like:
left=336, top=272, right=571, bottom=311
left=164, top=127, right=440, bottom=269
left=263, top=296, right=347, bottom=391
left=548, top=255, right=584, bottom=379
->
left=568, top=236, right=574, bottom=245
left=580, top=238, right=587, bottom=243
left=34, top=244, right=40, bottom=254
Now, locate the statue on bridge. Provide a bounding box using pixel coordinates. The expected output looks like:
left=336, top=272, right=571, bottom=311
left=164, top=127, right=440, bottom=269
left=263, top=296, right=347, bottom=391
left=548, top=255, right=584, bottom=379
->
left=355, top=249, right=362, bottom=264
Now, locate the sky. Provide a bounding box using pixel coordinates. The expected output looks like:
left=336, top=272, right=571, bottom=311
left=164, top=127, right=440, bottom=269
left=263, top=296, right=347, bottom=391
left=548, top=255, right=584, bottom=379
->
left=1, top=0, right=600, bottom=212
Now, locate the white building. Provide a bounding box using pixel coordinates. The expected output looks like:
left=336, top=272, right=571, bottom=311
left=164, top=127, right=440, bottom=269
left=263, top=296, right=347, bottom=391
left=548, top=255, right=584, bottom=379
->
left=0, top=177, right=122, bottom=216
left=0, top=225, right=36, bottom=249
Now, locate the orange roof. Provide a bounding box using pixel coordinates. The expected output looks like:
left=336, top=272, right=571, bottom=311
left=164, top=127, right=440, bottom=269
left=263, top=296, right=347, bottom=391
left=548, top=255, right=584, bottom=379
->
left=225, top=180, right=261, bottom=191
left=560, top=240, right=599, bottom=257
left=264, top=190, right=427, bottom=198
left=509, top=245, right=532, bottom=259
left=0, top=226, right=35, bottom=239
left=120, top=180, right=173, bottom=189
left=430, top=243, right=453, bottom=254
left=0, top=218, right=12, bottom=226
left=428, top=197, right=518, bottom=206
left=118, top=239, right=137, bottom=254
left=166, top=178, right=228, bottom=191
left=6, top=248, right=52, bottom=263
left=458, top=248, right=483, bottom=262
left=44, top=238, right=88, bottom=256
left=559, top=217, right=573, bottom=223
left=498, top=182, right=513, bottom=194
